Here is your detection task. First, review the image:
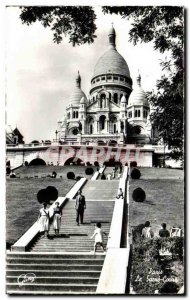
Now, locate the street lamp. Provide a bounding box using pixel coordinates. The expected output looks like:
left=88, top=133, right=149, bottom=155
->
left=55, top=130, right=58, bottom=142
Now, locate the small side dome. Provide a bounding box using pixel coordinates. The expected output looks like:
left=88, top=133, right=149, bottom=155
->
left=80, top=96, right=86, bottom=104
left=128, top=73, right=148, bottom=107
left=69, top=71, right=87, bottom=106
left=121, top=95, right=127, bottom=103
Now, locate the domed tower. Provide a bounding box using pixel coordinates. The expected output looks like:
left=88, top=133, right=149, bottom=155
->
left=87, top=25, right=132, bottom=144
left=127, top=73, right=151, bottom=143
left=65, top=71, right=87, bottom=137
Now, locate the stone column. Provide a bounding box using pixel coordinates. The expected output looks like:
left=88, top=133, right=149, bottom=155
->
left=132, top=106, right=135, bottom=119
left=141, top=106, right=143, bottom=119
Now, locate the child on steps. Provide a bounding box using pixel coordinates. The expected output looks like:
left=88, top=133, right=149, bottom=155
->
left=91, top=223, right=107, bottom=255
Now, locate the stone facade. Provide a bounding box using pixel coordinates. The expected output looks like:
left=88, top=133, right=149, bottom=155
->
left=57, top=26, right=152, bottom=146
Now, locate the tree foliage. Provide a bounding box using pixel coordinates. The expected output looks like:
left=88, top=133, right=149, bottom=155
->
left=103, top=6, right=184, bottom=160
left=19, top=6, right=97, bottom=45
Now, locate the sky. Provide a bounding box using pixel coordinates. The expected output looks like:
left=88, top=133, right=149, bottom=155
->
left=4, top=6, right=168, bottom=143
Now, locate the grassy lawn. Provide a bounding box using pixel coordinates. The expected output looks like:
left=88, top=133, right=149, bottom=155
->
left=6, top=178, right=75, bottom=246
left=6, top=165, right=96, bottom=246
left=14, top=165, right=96, bottom=179
left=129, top=168, right=184, bottom=236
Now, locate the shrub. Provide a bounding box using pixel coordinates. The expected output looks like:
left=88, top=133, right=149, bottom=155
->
left=67, top=172, right=75, bottom=180
left=37, top=189, right=48, bottom=204
left=132, top=187, right=146, bottom=202
left=86, top=162, right=91, bottom=166
left=76, top=176, right=82, bottom=181
left=94, top=161, right=99, bottom=167
left=37, top=186, right=58, bottom=204
left=46, top=186, right=58, bottom=202
left=130, top=161, right=137, bottom=167
left=131, top=168, right=141, bottom=179
left=85, top=167, right=94, bottom=175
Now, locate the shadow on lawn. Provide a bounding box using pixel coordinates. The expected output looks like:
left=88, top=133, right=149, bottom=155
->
left=144, top=200, right=156, bottom=205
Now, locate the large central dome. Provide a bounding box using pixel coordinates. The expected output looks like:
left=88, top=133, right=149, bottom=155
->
left=93, top=25, right=130, bottom=79
left=93, top=48, right=130, bottom=78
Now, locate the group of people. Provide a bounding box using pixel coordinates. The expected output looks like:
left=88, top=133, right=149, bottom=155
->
left=38, top=190, right=107, bottom=254
left=38, top=201, right=62, bottom=237
left=132, top=221, right=183, bottom=241
left=100, top=166, right=123, bottom=181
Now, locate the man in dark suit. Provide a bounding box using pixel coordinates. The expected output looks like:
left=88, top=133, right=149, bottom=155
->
left=75, top=190, right=86, bottom=225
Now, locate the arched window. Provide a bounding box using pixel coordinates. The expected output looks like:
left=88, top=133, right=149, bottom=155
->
left=128, top=111, right=132, bottom=118
left=100, top=99, right=102, bottom=108
left=72, top=111, right=75, bottom=118
left=99, top=115, right=106, bottom=130
left=135, top=109, right=141, bottom=118
left=114, top=93, right=118, bottom=104
left=143, top=110, right=148, bottom=118
left=90, top=124, right=93, bottom=134
left=67, top=112, right=70, bottom=119
left=76, top=111, right=78, bottom=118
left=114, top=124, right=117, bottom=133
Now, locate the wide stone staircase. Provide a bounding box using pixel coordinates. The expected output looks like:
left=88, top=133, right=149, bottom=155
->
left=31, top=200, right=114, bottom=252
left=6, top=253, right=104, bottom=294
left=6, top=178, right=118, bottom=294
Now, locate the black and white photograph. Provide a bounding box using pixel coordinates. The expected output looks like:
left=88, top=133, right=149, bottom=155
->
left=3, top=1, right=185, bottom=296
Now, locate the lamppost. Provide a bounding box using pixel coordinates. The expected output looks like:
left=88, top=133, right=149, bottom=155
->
left=55, top=130, right=58, bottom=142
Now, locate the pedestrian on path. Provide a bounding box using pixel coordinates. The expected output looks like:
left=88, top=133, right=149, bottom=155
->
left=38, top=202, right=50, bottom=238
left=91, top=223, right=107, bottom=255
left=53, top=202, right=62, bottom=235
left=75, top=190, right=86, bottom=225
left=116, top=188, right=124, bottom=199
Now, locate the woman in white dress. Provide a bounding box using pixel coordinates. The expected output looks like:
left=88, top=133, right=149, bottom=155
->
left=53, top=202, right=62, bottom=235
left=38, top=202, right=50, bottom=237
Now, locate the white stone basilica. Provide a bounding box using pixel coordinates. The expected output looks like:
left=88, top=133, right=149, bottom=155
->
left=57, top=25, right=152, bottom=145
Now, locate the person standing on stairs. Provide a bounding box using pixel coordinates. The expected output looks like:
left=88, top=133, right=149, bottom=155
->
left=75, top=190, right=86, bottom=225
left=53, top=202, right=62, bottom=235
left=38, top=202, right=50, bottom=238
left=91, top=223, right=107, bottom=255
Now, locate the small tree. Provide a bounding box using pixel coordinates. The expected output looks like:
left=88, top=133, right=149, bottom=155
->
left=67, top=172, right=75, bottom=180
left=131, top=168, right=141, bottom=179
left=85, top=167, right=94, bottom=175
left=132, top=187, right=146, bottom=202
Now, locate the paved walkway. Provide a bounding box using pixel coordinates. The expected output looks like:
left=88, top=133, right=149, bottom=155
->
left=82, top=180, right=119, bottom=201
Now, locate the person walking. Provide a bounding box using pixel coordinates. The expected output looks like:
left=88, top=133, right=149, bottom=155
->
left=75, top=190, right=86, bottom=225
left=38, top=202, right=50, bottom=238
left=91, top=223, right=107, bottom=255
left=141, top=221, right=154, bottom=239
left=159, top=223, right=170, bottom=237
left=53, top=202, right=62, bottom=235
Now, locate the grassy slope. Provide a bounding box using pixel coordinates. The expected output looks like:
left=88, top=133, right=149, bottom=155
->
left=6, top=165, right=96, bottom=245
left=129, top=168, right=184, bottom=236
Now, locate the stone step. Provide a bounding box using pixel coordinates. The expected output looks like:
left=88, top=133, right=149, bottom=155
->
left=6, top=283, right=97, bottom=292
left=7, top=276, right=99, bottom=284
left=6, top=270, right=101, bottom=277
left=7, top=258, right=104, bottom=265
left=7, top=253, right=105, bottom=259
left=7, top=290, right=95, bottom=295
left=7, top=264, right=103, bottom=271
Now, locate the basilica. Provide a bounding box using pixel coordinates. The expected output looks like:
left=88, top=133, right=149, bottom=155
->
left=57, top=25, right=152, bottom=146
